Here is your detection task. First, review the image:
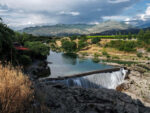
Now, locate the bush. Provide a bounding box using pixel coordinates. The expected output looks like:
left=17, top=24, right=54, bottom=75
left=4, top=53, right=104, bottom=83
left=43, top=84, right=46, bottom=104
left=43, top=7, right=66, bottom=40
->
left=107, top=40, right=137, bottom=52
left=147, top=48, right=150, bottom=52
left=61, top=40, right=77, bottom=53
left=106, top=54, right=111, bottom=59
left=19, top=55, right=32, bottom=66
left=137, top=52, right=143, bottom=58
left=92, top=57, right=100, bottom=63
left=102, top=50, right=109, bottom=56
left=24, top=41, right=50, bottom=59
left=81, top=52, right=88, bottom=56
left=70, top=36, right=78, bottom=41
left=91, top=37, right=101, bottom=44
left=92, top=53, right=100, bottom=63
left=78, top=40, right=88, bottom=50
left=94, top=53, right=100, bottom=57
left=0, top=64, right=33, bottom=113
left=112, top=56, right=120, bottom=60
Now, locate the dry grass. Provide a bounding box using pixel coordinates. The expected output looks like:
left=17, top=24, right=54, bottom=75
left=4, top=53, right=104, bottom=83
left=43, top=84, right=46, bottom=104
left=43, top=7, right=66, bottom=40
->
left=0, top=63, right=33, bottom=113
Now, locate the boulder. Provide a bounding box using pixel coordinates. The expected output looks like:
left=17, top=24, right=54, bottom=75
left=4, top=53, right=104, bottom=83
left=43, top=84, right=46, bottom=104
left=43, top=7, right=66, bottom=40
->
left=32, top=61, right=51, bottom=78
left=35, top=83, right=150, bottom=113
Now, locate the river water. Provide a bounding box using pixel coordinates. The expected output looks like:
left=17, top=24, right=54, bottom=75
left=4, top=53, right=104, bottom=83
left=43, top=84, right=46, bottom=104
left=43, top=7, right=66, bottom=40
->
left=47, top=51, right=114, bottom=78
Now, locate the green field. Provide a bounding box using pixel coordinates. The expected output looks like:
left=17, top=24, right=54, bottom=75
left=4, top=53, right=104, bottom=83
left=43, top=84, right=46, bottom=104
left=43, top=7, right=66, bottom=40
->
left=87, top=35, right=130, bottom=39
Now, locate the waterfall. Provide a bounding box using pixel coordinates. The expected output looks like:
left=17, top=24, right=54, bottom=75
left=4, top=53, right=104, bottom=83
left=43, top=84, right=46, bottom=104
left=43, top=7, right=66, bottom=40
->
left=51, top=68, right=127, bottom=89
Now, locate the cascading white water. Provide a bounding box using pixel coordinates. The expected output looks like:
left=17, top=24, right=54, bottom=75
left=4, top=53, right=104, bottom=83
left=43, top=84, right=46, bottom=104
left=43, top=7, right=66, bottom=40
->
left=53, top=68, right=127, bottom=89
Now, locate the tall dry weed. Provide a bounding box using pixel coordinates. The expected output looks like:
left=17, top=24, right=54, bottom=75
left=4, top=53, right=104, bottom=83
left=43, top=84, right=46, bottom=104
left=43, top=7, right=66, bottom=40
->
left=0, top=63, right=33, bottom=113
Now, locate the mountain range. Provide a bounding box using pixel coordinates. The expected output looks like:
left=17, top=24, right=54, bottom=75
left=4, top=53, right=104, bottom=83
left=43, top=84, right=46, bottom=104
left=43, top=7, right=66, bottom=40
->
left=20, top=20, right=145, bottom=36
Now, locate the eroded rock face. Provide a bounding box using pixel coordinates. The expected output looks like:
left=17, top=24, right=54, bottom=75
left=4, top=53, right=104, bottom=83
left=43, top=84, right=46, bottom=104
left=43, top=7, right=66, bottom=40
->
left=35, top=83, right=150, bottom=113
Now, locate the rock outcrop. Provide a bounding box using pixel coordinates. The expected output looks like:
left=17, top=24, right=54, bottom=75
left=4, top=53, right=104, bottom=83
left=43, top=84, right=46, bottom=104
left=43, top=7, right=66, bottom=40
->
left=35, top=83, right=150, bottom=113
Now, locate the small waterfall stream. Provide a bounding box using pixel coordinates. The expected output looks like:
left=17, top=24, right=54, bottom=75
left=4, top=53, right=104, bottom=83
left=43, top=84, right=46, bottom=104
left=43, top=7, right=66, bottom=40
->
left=51, top=68, right=127, bottom=89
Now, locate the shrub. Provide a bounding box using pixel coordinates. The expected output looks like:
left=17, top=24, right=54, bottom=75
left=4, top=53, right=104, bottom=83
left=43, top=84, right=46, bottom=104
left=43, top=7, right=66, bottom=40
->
left=61, top=40, right=77, bottom=53
left=92, top=53, right=100, bottom=63
left=107, top=40, right=137, bottom=52
left=78, top=40, right=88, bottom=50
left=70, top=36, right=78, bottom=41
left=81, top=52, right=88, bottom=56
left=0, top=64, right=33, bottom=113
left=112, top=56, right=120, bottom=59
left=24, top=41, right=50, bottom=59
left=91, top=37, right=101, bottom=44
left=19, top=55, right=32, bottom=66
left=94, top=53, right=100, bottom=57
left=137, top=52, right=143, bottom=58
left=102, top=50, right=109, bottom=56
left=106, top=54, right=111, bottom=59
left=92, top=57, right=100, bottom=63
left=147, top=48, right=150, bottom=52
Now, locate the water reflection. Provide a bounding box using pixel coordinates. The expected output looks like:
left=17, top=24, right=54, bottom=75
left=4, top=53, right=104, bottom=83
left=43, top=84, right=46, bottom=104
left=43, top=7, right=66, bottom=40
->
left=47, top=51, right=114, bottom=78
left=61, top=53, right=78, bottom=65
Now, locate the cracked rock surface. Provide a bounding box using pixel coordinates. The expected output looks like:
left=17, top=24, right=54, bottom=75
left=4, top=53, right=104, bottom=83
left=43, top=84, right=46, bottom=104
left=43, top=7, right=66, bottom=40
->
left=36, top=83, right=150, bottom=113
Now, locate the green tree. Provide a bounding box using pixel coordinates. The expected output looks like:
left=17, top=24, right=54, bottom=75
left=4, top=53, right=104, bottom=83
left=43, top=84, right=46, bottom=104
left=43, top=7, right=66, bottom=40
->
left=78, top=40, right=88, bottom=50
left=137, top=29, right=144, bottom=41
left=24, top=41, right=50, bottom=59
left=91, top=37, right=101, bottom=44
left=0, top=20, right=16, bottom=62
left=61, top=40, right=77, bottom=53
left=128, top=32, right=132, bottom=40
left=70, top=36, right=78, bottom=41
left=118, top=32, right=122, bottom=38
left=143, top=29, right=150, bottom=44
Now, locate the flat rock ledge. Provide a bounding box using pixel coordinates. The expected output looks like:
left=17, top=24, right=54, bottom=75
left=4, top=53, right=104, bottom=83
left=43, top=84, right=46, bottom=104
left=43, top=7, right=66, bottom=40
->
left=35, top=83, right=150, bottom=113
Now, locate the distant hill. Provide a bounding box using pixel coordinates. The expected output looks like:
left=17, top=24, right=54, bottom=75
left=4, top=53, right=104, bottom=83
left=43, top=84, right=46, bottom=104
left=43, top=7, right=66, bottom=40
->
left=92, top=27, right=150, bottom=36
left=20, top=20, right=135, bottom=36
left=138, top=23, right=150, bottom=28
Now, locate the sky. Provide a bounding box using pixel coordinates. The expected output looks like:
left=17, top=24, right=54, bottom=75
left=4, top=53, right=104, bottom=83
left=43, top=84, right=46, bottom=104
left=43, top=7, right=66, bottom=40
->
left=0, top=0, right=150, bottom=29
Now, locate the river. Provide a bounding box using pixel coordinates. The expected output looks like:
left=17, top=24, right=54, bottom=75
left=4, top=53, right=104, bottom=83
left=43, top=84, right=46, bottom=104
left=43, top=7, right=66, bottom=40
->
left=47, top=51, right=114, bottom=78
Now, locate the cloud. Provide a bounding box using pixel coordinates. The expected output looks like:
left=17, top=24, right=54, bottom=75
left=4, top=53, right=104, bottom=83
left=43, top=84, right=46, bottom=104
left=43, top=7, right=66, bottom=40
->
left=124, top=5, right=150, bottom=26
left=59, top=11, right=80, bottom=16
left=0, top=0, right=140, bottom=29
left=102, top=16, right=129, bottom=21
left=108, top=0, right=130, bottom=4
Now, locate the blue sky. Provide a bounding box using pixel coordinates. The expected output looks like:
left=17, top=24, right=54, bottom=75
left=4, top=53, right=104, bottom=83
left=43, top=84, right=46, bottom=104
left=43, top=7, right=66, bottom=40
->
left=0, top=0, right=150, bottom=29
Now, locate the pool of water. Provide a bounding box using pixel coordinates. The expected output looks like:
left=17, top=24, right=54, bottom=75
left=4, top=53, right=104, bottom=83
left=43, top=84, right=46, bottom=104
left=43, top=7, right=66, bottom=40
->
left=47, top=51, right=114, bottom=78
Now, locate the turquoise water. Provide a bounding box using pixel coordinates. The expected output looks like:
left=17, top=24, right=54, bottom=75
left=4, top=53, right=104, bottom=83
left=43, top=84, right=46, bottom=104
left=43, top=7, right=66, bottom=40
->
left=47, top=51, right=114, bottom=78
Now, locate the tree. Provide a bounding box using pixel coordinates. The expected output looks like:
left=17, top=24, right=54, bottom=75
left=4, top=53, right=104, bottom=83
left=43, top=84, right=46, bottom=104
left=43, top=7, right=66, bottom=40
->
left=137, top=29, right=144, bottom=41
left=79, top=35, right=88, bottom=41
left=91, top=37, right=101, bottom=44
left=0, top=21, right=16, bottom=62
left=118, top=32, right=122, bottom=38
left=61, top=40, right=77, bottom=53
left=128, top=32, right=132, bottom=40
left=143, top=29, right=150, bottom=44
left=78, top=40, right=88, bottom=50
left=70, top=36, right=78, bottom=41
left=24, top=41, right=50, bottom=59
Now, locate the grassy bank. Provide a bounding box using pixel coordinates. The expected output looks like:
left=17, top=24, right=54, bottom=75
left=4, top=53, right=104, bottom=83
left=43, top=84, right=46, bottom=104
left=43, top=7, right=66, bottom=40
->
left=49, top=33, right=150, bottom=66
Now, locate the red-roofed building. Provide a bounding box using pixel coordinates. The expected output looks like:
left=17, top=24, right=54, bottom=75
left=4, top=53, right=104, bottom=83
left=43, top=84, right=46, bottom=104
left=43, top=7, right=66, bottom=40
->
left=13, top=42, right=29, bottom=51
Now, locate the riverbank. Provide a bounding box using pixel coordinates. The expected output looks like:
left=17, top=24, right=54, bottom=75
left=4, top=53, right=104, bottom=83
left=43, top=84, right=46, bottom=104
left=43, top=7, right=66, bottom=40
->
left=52, top=39, right=149, bottom=62
left=115, top=63, right=150, bottom=107
left=25, top=60, right=51, bottom=80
